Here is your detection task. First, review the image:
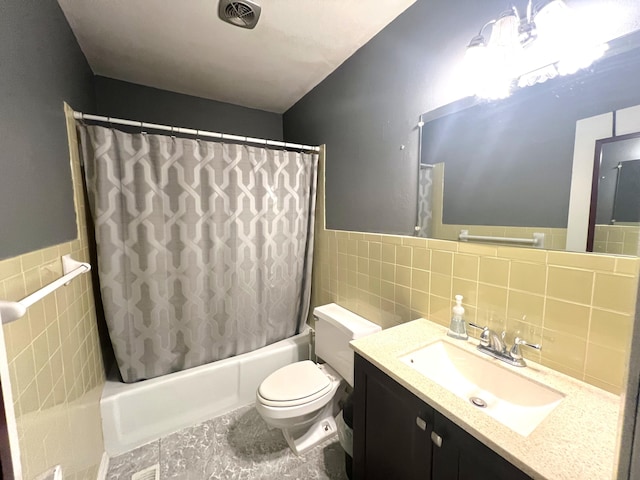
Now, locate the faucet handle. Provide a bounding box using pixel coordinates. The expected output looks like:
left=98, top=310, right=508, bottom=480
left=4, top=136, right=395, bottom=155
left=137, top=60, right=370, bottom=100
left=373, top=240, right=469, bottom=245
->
left=516, top=337, right=541, bottom=349
left=510, top=337, right=542, bottom=360
left=468, top=323, right=490, bottom=347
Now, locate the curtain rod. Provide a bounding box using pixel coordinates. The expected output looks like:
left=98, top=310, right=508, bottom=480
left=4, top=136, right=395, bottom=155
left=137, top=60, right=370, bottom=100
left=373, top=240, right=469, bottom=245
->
left=72, top=111, right=320, bottom=152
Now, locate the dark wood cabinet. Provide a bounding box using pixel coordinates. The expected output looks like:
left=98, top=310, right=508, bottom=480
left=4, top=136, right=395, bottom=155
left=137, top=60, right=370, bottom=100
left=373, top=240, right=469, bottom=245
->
left=353, top=354, right=434, bottom=480
left=353, top=354, right=531, bottom=480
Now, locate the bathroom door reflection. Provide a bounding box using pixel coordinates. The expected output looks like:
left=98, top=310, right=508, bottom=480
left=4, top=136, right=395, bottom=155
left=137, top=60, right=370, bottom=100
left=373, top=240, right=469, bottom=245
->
left=613, top=159, right=640, bottom=222
left=589, top=133, right=640, bottom=255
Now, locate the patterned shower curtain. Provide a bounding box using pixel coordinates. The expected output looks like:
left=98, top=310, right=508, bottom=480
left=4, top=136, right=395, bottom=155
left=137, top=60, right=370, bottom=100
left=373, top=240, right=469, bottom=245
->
left=416, top=165, right=433, bottom=238
left=78, top=125, right=317, bottom=383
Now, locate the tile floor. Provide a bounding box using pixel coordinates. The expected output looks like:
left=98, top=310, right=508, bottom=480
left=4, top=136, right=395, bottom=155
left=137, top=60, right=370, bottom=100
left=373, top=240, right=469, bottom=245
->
left=106, top=405, right=349, bottom=480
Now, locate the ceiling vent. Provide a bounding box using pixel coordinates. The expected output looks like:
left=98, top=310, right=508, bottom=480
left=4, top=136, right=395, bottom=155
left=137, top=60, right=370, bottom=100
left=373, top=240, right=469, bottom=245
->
left=218, top=0, right=261, bottom=29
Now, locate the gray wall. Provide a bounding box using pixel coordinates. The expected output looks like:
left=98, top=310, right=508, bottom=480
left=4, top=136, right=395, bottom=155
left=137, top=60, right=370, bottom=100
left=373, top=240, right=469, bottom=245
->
left=94, top=76, right=283, bottom=140
left=283, top=0, right=640, bottom=235
left=0, top=0, right=96, bottom=260
left=283, top=0, right=517, bottom=234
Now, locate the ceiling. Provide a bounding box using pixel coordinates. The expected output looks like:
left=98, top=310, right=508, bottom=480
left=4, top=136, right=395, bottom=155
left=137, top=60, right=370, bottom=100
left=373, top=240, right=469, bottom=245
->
left=57, top=0, right=416, bottom=113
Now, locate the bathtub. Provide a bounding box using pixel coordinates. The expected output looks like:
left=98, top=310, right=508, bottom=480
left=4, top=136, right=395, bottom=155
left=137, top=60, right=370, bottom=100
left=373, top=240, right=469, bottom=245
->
left=101, top=327, right=310, bottom=456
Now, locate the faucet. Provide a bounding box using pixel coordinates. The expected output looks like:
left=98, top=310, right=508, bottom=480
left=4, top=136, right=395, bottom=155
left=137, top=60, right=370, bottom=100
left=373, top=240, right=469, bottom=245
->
left=468, top=323, right=541, bottom=367
left=486, top=329, right=507, bottom=353
left=469, top=323, right=506, bottom=351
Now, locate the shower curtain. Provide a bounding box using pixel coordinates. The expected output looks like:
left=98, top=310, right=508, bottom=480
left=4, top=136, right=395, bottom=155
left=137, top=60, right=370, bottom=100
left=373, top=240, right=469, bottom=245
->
left=78, top=125, right=318, bottom=383
left=416, top=165, right=433, bottom=238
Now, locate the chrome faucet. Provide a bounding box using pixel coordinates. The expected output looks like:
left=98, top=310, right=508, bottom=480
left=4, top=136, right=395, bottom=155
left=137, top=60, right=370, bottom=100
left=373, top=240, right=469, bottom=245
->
left=486, top=329, right=507, bottom=353
left=468, top=323, right=541, bottom=367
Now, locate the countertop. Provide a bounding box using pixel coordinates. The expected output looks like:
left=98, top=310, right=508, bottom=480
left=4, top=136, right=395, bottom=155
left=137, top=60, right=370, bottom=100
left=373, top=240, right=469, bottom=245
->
left=350, top=318, right=621, bottom=480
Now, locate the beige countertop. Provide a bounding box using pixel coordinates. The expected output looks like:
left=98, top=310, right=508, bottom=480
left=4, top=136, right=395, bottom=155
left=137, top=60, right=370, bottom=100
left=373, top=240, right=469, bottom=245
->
left=350, top=318, right=621, bottom=480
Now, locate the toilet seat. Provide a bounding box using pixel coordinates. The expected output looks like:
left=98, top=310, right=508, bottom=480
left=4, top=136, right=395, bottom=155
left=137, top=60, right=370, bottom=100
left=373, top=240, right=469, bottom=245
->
left=258, top=360, right=332, bottom=408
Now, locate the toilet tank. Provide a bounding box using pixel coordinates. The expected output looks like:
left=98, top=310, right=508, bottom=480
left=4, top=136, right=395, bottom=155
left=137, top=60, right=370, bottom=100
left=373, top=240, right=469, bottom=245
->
left=314, top=303, right=381, bottom=387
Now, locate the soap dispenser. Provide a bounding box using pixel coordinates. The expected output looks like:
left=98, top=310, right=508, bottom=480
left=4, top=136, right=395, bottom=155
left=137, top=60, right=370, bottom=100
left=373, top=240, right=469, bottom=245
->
left=447, top=295, right=468, bottom=340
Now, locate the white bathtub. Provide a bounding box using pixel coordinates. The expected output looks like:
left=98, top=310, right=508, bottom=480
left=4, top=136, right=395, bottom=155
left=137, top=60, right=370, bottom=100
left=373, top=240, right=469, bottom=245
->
left=101, top=327, right=310, bottom=456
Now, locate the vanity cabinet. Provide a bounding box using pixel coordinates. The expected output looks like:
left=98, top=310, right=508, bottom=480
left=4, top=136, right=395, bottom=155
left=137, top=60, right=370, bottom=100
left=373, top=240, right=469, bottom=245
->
left=353, top=354, right=532, bottom=480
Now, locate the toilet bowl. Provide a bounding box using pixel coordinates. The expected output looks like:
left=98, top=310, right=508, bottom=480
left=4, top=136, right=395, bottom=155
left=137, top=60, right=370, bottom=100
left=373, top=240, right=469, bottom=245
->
left=256, top=361, right=343, bottom=454
left=255, top=303, right=381, bottom=455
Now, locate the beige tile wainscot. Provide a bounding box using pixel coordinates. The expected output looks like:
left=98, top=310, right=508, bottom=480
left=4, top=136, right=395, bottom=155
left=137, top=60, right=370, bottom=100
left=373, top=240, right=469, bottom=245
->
left=350, top=318, right=620, bottom=480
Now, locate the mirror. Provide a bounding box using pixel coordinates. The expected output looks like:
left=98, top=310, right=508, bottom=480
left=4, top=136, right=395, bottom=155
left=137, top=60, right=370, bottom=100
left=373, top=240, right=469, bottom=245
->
left=417, top=30, right=640, bottom=255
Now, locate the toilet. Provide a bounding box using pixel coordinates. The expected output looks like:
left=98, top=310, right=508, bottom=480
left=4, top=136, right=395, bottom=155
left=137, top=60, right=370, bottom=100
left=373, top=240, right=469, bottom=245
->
left=255, top=303, right=381, bottom=455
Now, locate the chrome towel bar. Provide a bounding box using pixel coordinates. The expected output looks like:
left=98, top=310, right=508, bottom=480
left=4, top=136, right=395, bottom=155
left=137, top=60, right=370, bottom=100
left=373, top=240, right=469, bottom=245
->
left=458, top=230, right=545, bottom=248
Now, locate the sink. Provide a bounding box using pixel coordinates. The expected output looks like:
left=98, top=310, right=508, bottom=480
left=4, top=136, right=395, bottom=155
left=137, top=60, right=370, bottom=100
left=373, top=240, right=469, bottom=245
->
left=399, top=341, right=564, bottom=436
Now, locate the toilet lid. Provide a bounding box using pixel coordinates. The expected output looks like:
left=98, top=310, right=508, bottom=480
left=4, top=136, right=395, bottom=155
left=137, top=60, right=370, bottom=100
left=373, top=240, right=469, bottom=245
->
left=259, top=360, right=331, bottom=403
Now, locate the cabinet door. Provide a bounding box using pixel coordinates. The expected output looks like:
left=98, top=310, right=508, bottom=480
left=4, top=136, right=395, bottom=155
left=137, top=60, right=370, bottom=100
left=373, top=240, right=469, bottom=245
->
left=353, top=355, right=434, bottom=480
left=432, top=411, right=532, bottom=480
left=430, top=410, right=459, bottom=480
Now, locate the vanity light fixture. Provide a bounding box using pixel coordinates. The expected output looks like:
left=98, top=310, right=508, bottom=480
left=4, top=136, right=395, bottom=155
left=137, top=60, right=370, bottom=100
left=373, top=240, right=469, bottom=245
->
left=469, top=8, right=522, bottom=99
left=464, top=22, right=492, bottom=71
left=464, top=0, right=608, bottom=99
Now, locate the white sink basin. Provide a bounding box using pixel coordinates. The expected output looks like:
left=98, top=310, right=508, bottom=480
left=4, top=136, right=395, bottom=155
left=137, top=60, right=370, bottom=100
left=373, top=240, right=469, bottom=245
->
left=399, top=341, right=564, bottom=436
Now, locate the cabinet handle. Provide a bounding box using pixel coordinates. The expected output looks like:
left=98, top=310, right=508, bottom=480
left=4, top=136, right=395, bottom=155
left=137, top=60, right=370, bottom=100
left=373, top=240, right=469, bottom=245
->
left=431, top=431, right=443, bottom=448
left=416, top=417, right=427, bottom=431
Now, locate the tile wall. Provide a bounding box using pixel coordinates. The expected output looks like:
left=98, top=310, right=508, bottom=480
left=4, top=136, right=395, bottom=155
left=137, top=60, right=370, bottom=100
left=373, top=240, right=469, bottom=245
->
left=0, top=104, right=105, bottom=479
left=595, top=224, right=640, bottom=256
left=312, top=150, right=640, bottom=395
